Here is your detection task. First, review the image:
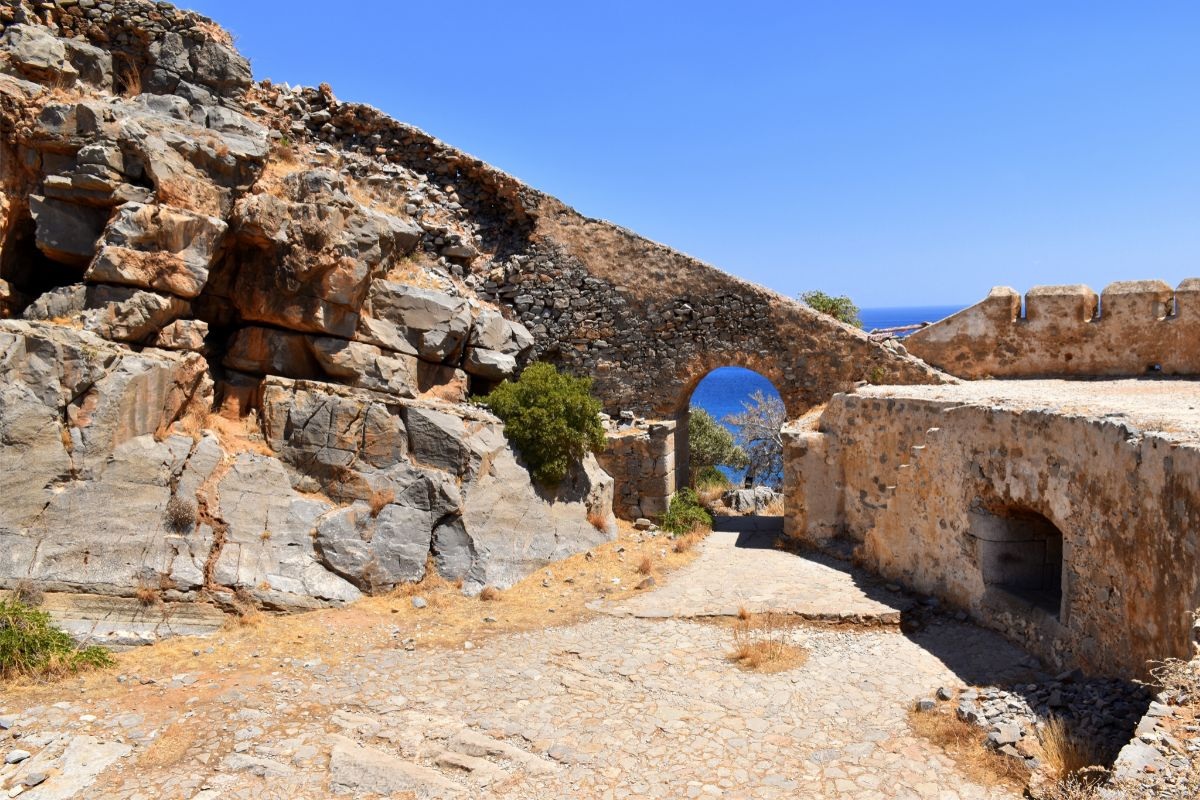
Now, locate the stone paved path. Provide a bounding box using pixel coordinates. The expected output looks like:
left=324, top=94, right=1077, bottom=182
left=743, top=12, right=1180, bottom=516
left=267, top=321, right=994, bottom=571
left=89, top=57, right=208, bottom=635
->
left=1, top=528, right=1043, bottom=800
left=604, top=524, right=910, bottom=624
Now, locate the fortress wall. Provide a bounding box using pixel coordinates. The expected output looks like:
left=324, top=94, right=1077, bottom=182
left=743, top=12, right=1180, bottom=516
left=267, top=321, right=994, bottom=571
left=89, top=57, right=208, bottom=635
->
left=905, top=279, right=1200, bottom=379
left=785, top=392, right=1200, bottom=677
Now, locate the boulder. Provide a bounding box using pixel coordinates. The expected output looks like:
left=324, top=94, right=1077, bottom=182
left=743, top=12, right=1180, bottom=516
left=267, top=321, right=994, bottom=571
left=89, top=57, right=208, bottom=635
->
left=259, top=378, right=409, bottom=484
left=151, top=319, right=208, bottom=351
left=0, top=25, right=113, bottom=91
left=469, top=308, right=535, bottom=356
left=22, top=283, right=190, bottom=344
left=357, top=281, right=472, bottom=361
left=309, top=336, right=419, bottom=397
left=85, top=202, right=228, bottom=298
left=434, top=449, right=616, bottom=593
left=28, top=196, right=110, bottom=267
left=227, top=170, right=421, bottom=337
left=463, top=347, right=517, bottom=380
left=722, top=486, right=782, bottom=515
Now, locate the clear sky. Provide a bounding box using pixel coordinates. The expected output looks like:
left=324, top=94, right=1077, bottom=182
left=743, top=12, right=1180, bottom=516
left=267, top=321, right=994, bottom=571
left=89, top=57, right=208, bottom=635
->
left=186, top=1, right=1200, bottom=307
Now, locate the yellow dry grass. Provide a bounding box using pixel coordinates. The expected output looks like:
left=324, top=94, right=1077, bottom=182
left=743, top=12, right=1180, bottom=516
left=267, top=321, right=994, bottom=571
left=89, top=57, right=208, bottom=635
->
left=1037, top=716, right=1108, bottom=782
left=907, top=703, right=1029, bottom=791
left=726, top=612, right=807, bottom=673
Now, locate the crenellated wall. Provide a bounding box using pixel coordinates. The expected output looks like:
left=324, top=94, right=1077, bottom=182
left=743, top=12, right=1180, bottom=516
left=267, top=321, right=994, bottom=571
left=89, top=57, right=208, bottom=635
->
left=905, top=279, right=1200, bottom=379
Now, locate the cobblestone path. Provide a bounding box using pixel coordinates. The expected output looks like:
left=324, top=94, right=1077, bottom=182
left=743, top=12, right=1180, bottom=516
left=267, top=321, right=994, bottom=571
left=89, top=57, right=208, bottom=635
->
left=1, top=530, right=1042, bottom=799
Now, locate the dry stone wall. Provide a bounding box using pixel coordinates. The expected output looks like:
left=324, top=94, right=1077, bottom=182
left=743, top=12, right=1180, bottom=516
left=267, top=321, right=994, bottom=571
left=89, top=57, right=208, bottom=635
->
left=906, top=279, right=1200, bottom=379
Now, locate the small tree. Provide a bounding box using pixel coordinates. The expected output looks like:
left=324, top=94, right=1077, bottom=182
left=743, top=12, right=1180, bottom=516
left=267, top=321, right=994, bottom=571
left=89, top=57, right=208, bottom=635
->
left=724, top=390, right=786, bottom=488
left=478, top=362, right=606, bottom=485
left=687, top=408, right=748, bottom=485
left=800, top=290, right=862, bottom=328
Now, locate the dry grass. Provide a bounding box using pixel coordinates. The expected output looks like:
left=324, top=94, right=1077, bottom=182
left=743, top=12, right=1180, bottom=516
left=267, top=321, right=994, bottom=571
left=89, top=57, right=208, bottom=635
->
left=636, top=556, right=653, bottom=575
left=727, top=612, right=808, bottom=672
left=134, top=581, right=161, bottom=608
left=672, top=524, right=709, bottom=554
left=12, top=580, right=44, bottom=607
left=907, top=704, right=1029, bottom=791
left=1037, top=716, right=1108, bottom=783
left=696, top=482, right=727, bottom=507
left=368, top=488, right=395, bottom=518
left=760, top=496, right=786, bottom=516
left=587, top=508, right=610, bottom=531
left=478, top=586, right=502, bottom=602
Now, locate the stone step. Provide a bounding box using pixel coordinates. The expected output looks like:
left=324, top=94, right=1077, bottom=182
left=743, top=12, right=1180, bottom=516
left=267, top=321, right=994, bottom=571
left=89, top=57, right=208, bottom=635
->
left=445, top=729, right=558, bottom=776
left=434, top=749, right=508, bottom=785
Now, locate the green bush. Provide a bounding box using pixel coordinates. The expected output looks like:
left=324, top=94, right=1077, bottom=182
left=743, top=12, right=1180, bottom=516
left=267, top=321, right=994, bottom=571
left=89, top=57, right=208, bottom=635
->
left=688, top=408, right=748, bottom=484
left=478, top=362, right=606, bottom=485
left=0, top=599, right=113, bottom=680
left=800, top=290, right=862, bottom=328
left=661, top=487, right=714, bottom=535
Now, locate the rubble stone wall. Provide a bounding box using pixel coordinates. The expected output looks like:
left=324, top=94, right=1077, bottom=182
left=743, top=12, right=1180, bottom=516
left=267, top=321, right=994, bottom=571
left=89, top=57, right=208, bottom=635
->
left=785, top=392, right=1200, bottom=677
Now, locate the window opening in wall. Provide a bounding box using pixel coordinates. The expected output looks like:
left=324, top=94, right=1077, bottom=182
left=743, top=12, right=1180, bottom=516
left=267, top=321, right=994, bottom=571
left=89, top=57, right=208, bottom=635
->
left=973, top=507, right=1063, bottom=617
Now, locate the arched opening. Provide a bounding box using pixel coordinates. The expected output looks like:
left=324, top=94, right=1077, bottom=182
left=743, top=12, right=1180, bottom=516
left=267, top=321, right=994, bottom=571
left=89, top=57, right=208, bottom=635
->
left=678, top=366, right=786, bottom=522
left=973, top=506, right=1064, bottom=618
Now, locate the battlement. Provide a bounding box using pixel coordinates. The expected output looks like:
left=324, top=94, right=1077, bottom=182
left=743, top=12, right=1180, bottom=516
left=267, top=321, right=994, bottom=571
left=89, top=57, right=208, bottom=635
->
left=905, top=278, right=1200, bottom=378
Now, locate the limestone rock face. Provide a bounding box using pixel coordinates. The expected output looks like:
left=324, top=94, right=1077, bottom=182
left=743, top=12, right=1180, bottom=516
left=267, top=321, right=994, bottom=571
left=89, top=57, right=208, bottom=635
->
left=85, top=202, right=228, bottom=299
left=226, top=170, right=422, bottom=337
left=357, top=280, right=472, bottom=361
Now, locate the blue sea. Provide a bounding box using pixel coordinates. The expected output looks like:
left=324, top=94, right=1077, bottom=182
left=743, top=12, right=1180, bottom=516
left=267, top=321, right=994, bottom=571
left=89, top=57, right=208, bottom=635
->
left=691, top=305, right=962, bottom=484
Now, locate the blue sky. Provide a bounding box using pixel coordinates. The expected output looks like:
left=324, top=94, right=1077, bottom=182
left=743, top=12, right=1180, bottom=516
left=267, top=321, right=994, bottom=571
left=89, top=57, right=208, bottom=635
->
left=187, top=1, right=1200, bottom=307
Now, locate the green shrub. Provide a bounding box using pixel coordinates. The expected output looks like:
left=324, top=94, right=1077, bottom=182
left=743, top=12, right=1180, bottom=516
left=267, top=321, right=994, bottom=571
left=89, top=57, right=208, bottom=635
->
left=661, top=488, right=714, bottom=535
left=0, top=599, right=113, bottom=680
left=800, top=290, right=862, bottom=328
left=478, top=362, right=606, bottom=485
left=688, top=408, right=748, bottom=483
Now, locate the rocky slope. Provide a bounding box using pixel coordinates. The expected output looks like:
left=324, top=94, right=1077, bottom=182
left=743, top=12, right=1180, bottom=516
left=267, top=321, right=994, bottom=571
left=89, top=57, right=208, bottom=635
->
left=0, top=1, right=616, bottom=641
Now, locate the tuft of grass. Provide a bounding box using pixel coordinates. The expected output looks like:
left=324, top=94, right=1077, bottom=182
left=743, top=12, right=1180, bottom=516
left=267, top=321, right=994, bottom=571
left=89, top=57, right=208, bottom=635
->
left=636, top=556, right=653, bottom=576
left=12, top=579, right=44, bottom=607
left=368, top=487, right=395, bottom=518
left=737, top=605, right=752, bottom=621
left=1038, top=716, right=1108, bottom=784
left=0, top=599, right=113, bottom=680
left=135, top=580, right=160, bottom=607
left=587, top=507, right=610, bottom=531
left=672, top=524, right=708, bottom=554
left=760, top=495, right=786, bottom=516
left=165, top=495, right=197, bottom=533
left=478, top=586, right=502, bottom=602
left=727, top=612, right=807, bottom=672
left=907, top=703, right=1029, bottom=791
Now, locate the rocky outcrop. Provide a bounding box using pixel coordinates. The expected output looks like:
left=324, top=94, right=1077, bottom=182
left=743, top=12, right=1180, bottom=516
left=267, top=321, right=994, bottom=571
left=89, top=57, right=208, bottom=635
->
left=0, top=321, right=613, bottom=641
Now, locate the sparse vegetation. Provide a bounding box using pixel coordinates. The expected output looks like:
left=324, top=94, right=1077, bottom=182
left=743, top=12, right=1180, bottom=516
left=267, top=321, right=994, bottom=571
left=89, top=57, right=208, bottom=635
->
left=688, top=408, right=748, bottom=485
left=135, top=580, right=161, bottom=607
left=727, top=612, right=807, bottom=672
left=661, top=487, right=713, bottom=535
left=165, top=494, right=197, bottom=532
left=0, top=599, right=113, bottom=680
left=369, top=487, right=395, bottom=517
left=800, top=290, right=862, bottom=328
left=672, top=525, right=708, bottom=553
left=907, top=702, right=1029, bottom=790
left=693, top=465, right=732, bottom=507
left=478, top=586, right=502, bottom=602
left=1038, top=716, right=1108, bottom=786
left=477, top=362, right=606, bottom=485
left=636, top=556, right=653, bottom=575
left=587, top=507, right=611, bottom=531
left=12, top=579, right=44, bottom=607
